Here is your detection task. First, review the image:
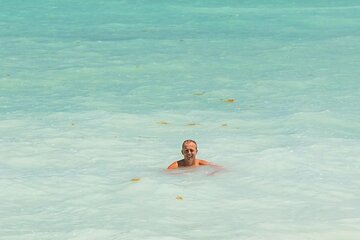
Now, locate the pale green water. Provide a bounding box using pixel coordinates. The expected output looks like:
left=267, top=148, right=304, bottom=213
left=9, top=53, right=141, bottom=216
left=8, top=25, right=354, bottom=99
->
left=1, top=1, right=360, bottom=239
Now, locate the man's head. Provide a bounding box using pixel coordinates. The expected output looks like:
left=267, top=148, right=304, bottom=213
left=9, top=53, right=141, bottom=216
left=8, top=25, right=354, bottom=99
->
left=181, top=139, right=198, bottom=161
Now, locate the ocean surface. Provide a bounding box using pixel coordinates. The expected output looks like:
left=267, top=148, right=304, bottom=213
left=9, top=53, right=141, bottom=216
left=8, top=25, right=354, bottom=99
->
left=1, top=0, right=360, bottom=239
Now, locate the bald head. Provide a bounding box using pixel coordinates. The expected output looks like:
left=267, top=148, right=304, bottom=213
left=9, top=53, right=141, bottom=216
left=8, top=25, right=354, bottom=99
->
left=182, top=139, right=197, bottom=150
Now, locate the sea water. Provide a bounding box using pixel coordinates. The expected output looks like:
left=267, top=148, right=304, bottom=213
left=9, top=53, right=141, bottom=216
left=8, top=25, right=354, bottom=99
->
left=1, top=0, right=360, bottom=239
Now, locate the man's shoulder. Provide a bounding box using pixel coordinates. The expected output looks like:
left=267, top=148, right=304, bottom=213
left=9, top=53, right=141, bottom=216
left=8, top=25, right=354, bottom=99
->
left=167, top=160, right=184, bottom=169
left=197, top=159, right=210, bottom=165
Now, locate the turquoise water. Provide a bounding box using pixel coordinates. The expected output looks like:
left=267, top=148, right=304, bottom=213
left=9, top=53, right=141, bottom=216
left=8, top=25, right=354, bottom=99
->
left=1, top=1, right=360, bottom=239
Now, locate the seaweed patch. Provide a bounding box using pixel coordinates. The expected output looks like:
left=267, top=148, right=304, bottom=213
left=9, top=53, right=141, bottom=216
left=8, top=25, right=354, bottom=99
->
left=224, top=98, right=235, bottom=103
left=176, top=195, right=183, bottom=200
left=186, top=123, right=199, bottom=126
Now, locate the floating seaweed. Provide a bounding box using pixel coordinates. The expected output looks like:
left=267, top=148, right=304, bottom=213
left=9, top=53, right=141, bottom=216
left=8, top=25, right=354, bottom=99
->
left=224, top=98, right=235, bottom=103
left=186, top=123, right=199, bottom=126
left=131, top=178, right=141, bottom=182
left=157, top=121, right=169, bottom=125
left=193, top=92, right=205, bottom=96
left=176, top=195, right=183, bottom=200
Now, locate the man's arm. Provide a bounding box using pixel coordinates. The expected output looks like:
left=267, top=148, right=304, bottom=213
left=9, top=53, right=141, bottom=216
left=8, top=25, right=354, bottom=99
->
left=198, top=159, right=222, bottom=167
left=198, top=160, right=224, bottom=175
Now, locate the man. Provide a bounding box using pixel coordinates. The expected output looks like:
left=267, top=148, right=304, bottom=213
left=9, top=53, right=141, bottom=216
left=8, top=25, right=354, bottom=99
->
left=167, top=139, right=220, bottom=170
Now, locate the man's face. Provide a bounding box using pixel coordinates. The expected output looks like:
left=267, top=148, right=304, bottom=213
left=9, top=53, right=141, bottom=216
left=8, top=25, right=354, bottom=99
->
left=182, top=142, right=198, bottom=160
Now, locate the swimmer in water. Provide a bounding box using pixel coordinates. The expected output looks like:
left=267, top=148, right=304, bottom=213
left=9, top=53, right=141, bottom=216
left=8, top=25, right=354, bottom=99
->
left=167, top=140, right=222, bottom=173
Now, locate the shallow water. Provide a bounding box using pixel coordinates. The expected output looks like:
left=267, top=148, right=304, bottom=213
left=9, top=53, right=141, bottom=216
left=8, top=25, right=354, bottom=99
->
left=1, top=1, right=360, bottom=239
